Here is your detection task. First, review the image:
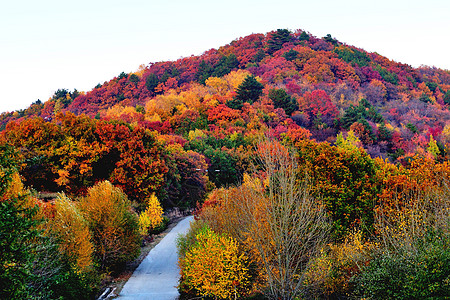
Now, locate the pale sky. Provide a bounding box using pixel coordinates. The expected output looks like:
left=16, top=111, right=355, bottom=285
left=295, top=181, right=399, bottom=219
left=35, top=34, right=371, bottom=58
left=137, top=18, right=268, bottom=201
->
left=1, top=0, right=449, bottom=114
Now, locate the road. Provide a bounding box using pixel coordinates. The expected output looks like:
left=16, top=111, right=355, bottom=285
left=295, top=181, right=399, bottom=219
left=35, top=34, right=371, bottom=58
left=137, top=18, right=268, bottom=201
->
left=117, top=216, right=194, bottom=300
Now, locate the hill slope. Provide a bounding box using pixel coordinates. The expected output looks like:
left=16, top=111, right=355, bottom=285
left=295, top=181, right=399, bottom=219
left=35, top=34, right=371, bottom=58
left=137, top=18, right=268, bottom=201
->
left=1, top=28, right=449, bottom=199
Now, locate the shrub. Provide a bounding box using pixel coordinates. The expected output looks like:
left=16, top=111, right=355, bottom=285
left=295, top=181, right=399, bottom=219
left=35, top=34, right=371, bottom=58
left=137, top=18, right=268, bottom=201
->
left=305, top=230, right=374, bottom=298
left=353, top=233, right=450, bottom=299
left=178, top=225, right=251, bottom=299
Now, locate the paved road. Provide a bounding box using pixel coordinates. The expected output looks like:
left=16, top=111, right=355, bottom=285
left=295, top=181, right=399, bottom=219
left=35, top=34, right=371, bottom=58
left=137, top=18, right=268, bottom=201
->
left=117, top=216, right=194, bottom=300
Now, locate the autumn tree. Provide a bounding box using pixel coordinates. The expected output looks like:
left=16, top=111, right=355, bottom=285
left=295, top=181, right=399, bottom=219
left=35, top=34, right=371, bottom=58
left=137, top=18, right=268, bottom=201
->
left=297, top=90, right=338, bottom=127
left=250, top=141, right=330, bottom=299
left=162, top=143, right=210, bottom=208
left=195, top=141, right=330, bottom=299
left=138, top=193, right=164, bottom=235
left=94, top=121, right=168, bottom=201
left=296, top=139, right=379, bottom=239
left=79, top=181, right=140, bottom=273
left=50, top=193, right=95, bottom=274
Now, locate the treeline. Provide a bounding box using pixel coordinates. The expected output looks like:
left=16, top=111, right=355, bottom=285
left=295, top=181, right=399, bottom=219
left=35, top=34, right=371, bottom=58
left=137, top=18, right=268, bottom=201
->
left=0, top=112, right=209, bottom=208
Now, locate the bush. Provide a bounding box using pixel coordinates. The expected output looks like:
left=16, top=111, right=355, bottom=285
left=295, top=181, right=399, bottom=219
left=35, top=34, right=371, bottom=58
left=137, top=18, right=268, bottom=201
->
left=178, top=225, right=251, bottom=299
left=353, top=233, right=450, bottom=299
left=151, top=216, right=169, bottom=234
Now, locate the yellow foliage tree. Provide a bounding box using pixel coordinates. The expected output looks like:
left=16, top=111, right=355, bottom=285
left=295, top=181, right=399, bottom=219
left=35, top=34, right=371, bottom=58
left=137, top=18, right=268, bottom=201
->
left=79, top=181, right=140, bottom=272
left=145, top=92, right=185, bottom=120
left=1, top=172, right=26, bottom=201
left=138, top=193, right=163, bottom=235
left=50, top=193, right=95, bottom=274
left=188, top=128, right=206, bottom=141
left=335, top=130, right=362, bottom=151
left=223, top=69, right=252, bottom=91
left=103, top=104, right=139, bottom=120
left=179, top=226, right=250, bottom=299
left=206, top=77, right=228, bottom=95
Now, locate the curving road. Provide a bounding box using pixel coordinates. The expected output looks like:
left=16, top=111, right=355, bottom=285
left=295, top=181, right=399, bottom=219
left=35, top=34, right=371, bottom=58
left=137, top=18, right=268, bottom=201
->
left=117, top=216, right=194, bottom=300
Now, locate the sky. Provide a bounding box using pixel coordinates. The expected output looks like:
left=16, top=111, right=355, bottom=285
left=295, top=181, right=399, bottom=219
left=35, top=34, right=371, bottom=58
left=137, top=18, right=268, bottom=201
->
left=1, top=0, right=449, bottom=114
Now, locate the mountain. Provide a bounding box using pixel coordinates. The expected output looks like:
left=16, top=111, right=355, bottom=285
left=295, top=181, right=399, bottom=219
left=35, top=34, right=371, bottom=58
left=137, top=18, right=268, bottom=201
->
left=0, top=28, right=449, bottom=200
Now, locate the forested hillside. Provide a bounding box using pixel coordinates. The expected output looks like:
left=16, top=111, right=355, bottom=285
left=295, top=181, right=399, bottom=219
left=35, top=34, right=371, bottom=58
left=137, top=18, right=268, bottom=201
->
left=1, top=29, right=450, bottom=299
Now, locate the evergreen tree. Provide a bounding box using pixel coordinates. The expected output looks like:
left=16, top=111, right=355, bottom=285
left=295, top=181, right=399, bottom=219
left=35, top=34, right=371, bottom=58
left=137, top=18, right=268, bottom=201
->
left=267, top=29, right=292, bottom=55
left=235, top=75, right=264, bottom=104
left=298, top=31, right=310, bottom=41
left=145, top=73, right=159, bottom=93
left=268, top=88, right=298, bottom=115
left=196, top=60, right=214, bottom=84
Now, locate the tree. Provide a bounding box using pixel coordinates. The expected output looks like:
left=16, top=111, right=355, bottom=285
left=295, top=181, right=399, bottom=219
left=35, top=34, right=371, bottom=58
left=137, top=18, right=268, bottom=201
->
left=128, top=73, right=140, bottom=86
left=79, top=181, right=140, bottom=273
left=282, top=49, right=299, bottom=61
left=444, top=90, right=450, bottom=106
left=196, top=141, right=330, bottom=299
left=0, top=147, right=94, bottom=299
left=340, top=98, right=383, bottom=129
left=0, top=197, right=40, bottom=299
left=268, top=29, right=292, bottom=55
left=298, top=90, right=338, bottom=127
left=212, top=54, right=240, bottom=78
left=234, top=75, right=264, bottom=104
left=298, top=31, right=310, bottom=41
left=162, top=143, right=210, bottom=208
left=204, top=148, right=241, bottom=187
left=323, top=34, right=338, bottom=45
left=296, top=140, right=379, bottom=239
left=50, top=193, right=95, bottom=274
left=250, top=141, right=330, bottom=299
left=268, top=88, right=298, bottom=115
left=138, top=194, right=164, bottom=235
left=145, top=73, right=159, bottom=93
left=196, top=60, right=214, bottom=84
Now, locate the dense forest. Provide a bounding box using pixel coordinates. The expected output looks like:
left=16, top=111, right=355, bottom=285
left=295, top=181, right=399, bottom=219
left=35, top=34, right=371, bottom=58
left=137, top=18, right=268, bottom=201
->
left=1, top=28, right=450, bottom=299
